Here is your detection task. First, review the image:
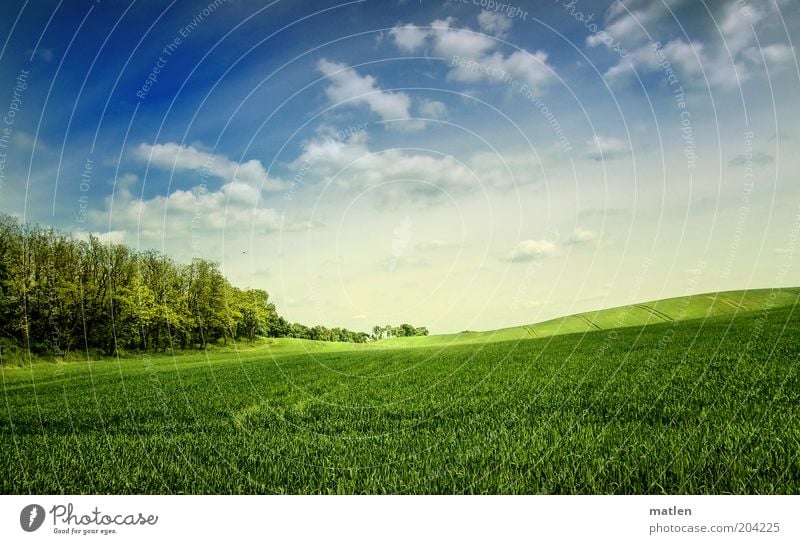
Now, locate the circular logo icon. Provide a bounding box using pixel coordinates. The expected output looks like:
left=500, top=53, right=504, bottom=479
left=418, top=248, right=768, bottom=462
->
left=20, top=504, right=45, bottom=532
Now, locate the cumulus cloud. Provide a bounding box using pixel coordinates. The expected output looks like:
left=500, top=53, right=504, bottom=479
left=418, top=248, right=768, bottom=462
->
left=96, top=174, right=307, bottom=242
left=389, top=17, right=554, bottom=93
left=586, top=135, right=630, bottom=161
left=431, top=17, right=496, bottom=58
left=290, top=132, right=542, bottom=203
left=603, top=40, right=706, bottom=84
left=418, top=98, right=448, bottom=119
left=477, top=10, right=512, bottom=38
left=291, top=132, right=475, bottom=200
left=91, top=153, right=311, bottom=259
left=136, top=142, right=285, bottom=191
left=743, top=44, right=795, bottom=66
left=506, top=239, right=558, bottom=262
left=586, top=0, right=674, bottom=51
left=566, top=228, right=598, bottom=245
left=389, top=23, right=429, bottom=52
left=317, top=59, right=419, bottom=128
left=602, top=0, right=792, bottom=89
left=75, top=230, right=127, bottom=245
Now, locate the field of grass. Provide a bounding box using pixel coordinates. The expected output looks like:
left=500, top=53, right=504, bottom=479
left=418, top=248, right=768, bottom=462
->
left=1, top=288, right=799, bottom=493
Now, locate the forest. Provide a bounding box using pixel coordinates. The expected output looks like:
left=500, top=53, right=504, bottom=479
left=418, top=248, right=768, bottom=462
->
left=0, top=214, right=427, bottom=357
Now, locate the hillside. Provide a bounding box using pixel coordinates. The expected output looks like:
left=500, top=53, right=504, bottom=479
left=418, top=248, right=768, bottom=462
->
left=375, top=287, right=800, bottom=348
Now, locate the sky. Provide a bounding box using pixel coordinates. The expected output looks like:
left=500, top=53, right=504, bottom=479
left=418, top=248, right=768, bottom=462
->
left=0, top=0, right=798, bottom=334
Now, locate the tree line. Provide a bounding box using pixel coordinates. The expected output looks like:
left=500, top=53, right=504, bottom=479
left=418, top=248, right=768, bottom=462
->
left=0, top=215, right=426, bottom=357
left=371, top=324, right=429, bottom=339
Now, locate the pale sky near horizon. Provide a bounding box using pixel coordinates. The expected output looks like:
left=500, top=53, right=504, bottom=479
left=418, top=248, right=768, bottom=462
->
left=1, top=0, right=799, bottom=333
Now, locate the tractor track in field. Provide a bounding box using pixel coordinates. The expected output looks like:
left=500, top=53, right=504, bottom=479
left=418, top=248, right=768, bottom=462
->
left=574, top=314, right=601, bottom=331
left=634, top=304, right=673, bottom=323
left=707, top=295, right=745, bottom=311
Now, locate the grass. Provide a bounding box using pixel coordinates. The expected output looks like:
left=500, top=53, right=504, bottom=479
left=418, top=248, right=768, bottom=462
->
left=1, top=288, right=799, bottom=493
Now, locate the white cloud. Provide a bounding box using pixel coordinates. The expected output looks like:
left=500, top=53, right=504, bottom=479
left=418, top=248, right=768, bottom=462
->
left=586, top=135, right=629, bottom=161
left=291, top=132, right=475, bottom=200
left=136, top=142, right=285, bottom=191
left=100, top=181, right=299, bottom=237
left=604, top=39, right=706, bottom=83
left=719, top=1, right=765, bottom=56
left=389, top=23, right=429, bottom=52
left=506, top=239, right=558, bottom=262
left=431, top=17, right=496, bottom=58
left=75, top=230, right=127, bottom=245
left=289, top=133, right=541, bottom=203
left=418, top=98, right=447, bottom=119
left=743, top=44, right=795, bottom=66
left=443, top=49, right=554, bottom=94
left=317, top=59, right=417, bottom=127
left=606, top=37, right=751, bottom=89
left=586, top=0, right=672, bottom=50
left=389, top=18, right=554, bottom=93
left=602, top=1, right=792, bottom=90
left=477, top=10, right=512, bottom=38
left=85, top=168, right=311, bottom=262
left=567, top=228, right=598, bottom=245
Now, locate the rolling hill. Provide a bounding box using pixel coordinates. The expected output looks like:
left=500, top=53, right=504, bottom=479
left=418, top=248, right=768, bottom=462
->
left=374, top=287, right=800, bottom=347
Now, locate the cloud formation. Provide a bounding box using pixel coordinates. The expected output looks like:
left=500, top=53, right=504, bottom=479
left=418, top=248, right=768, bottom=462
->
left=389, top=17, right=554, bottom=92
left=290, top=132, right=542, bottom=203
left=136, top=142, right=285, bottom=191
left=566, top=228, right=599, bottom=245
left=506, top=239, right=558, bottom=262
left=477, top=10, right=512, bottom=38
left=601, top=0, right=795, bottom=88
left=389, top=23, right=429, bottom=52
left=317, top=59, right=420, bottom=128
left=418, top=98, right=448, bottom=119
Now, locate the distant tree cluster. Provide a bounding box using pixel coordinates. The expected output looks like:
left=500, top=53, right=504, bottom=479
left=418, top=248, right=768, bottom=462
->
left=371, top=324, right=429, bottom=340
left=271, top=319, right=371, bottom=343
left=0, top=215, right=374, bottom=357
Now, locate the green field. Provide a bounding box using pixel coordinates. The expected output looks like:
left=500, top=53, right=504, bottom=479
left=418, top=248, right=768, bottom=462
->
left=2, top=288, right=799, bottom=493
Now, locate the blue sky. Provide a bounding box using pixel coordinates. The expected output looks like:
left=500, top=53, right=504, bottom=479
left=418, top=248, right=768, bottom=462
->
left=1, top=0, right=799, bottom=332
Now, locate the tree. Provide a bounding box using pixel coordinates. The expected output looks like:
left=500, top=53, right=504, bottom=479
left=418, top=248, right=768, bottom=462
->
left=0, top=214, right=377, bottom=355
left=234, top=289, right=275, bottom=342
